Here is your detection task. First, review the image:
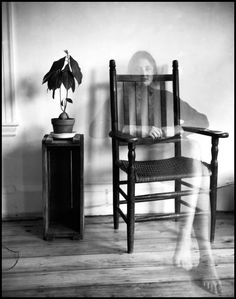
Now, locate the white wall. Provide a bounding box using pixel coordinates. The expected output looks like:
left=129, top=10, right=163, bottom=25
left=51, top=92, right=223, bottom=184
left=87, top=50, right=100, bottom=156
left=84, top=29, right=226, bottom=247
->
left=2, top=2, right=234, bottom=218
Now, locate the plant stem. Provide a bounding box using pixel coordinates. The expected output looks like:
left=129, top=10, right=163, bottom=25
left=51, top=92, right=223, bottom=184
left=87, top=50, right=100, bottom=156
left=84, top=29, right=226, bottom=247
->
left=59, top=87, right=63, bottom=112
left=63, top=89, right=68, bottom=113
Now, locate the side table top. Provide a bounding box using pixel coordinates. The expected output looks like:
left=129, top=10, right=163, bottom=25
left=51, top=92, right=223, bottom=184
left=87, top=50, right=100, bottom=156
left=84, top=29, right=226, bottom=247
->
left=42, top=133, right=83, bottom=145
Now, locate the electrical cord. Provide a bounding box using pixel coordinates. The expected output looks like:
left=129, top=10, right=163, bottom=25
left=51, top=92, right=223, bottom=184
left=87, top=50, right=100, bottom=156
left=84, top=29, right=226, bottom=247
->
left=2, top=244, right=20, bottom=271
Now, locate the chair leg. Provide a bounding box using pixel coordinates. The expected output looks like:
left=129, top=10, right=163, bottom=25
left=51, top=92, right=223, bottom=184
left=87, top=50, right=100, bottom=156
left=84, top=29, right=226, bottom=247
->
left=113, top=186, right=119, bottom=230
left=175, top=196, right=180, bottom=214
left=175, top=179, right=181, bottom=220
left=127, top=194, right=135, bottom=254
left=127, top=143, right=136, bottom=253
left=113, top=166, right=120, bottom=230
left=209, top=137, right=219, bottom=243
left=210, top=181, right=217, bottom=243
left=127, top=175, right=135, bottom=253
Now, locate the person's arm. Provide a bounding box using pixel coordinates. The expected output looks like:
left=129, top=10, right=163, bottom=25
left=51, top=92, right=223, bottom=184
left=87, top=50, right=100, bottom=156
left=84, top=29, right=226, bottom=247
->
left=123, top=125, right=166, bottom=139
left=180, top=99, right=209, bottom=129
left=122, top=125, right=142, bottom=136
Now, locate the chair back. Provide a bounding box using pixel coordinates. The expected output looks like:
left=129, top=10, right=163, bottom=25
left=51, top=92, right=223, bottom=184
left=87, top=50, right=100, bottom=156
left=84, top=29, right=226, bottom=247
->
left=109, top=60, right=181, bottom=155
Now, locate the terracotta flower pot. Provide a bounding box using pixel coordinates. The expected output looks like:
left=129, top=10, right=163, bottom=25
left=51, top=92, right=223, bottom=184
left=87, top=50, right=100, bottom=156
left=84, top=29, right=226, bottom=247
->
left=51, top=118, right=75, bottom=133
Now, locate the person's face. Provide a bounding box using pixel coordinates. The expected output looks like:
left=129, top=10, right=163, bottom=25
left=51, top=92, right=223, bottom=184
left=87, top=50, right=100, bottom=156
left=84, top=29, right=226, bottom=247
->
left=133, top=58, right=154, bottom=86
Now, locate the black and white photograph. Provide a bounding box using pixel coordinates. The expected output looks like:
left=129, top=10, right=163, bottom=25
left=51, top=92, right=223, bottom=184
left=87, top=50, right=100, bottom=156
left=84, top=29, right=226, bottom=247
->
left=2, top=1, right=234, bottom=297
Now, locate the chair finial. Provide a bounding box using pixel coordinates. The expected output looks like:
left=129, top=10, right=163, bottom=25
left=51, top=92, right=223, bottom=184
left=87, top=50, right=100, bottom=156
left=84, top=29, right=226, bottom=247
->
left=173, top=60, right=178, bottom=69
left=110, top=59, right=116, bottom=68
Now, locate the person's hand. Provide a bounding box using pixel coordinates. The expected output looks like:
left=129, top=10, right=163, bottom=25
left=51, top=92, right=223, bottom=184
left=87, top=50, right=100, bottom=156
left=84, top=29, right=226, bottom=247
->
left=148, top=126, right=163, bottom=139
left=161, top=125, right=184, bottom=137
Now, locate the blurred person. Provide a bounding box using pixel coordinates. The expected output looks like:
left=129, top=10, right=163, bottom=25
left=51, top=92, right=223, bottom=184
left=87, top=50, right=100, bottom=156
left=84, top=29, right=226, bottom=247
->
left=122, top=50, right=221, bottom=295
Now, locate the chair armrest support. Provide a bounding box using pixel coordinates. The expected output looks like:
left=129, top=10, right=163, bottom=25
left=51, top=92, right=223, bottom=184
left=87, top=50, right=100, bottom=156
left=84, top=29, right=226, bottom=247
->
left=109, top=130, right=138, bottom=143
left=182, top=126, right=229, bottom=138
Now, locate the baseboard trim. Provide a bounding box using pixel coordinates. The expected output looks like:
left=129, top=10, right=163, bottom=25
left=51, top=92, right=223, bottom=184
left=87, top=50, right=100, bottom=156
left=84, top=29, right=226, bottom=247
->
left=2, top=211, right=233, bottom=222
left=2, top=212, right=43, bottom=222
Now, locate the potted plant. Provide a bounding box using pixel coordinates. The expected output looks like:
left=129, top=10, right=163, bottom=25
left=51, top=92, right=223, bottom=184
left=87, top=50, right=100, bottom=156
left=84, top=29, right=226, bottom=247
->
left=42, top=50, right=82, bottom=134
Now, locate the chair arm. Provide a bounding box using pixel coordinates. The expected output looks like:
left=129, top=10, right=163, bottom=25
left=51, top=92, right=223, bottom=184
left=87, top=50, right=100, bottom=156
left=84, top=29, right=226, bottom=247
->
left=109, top=130, right=138, bottom=143
left=109, top=131, right=181, bottom=145
left=136, top=135, right=182, bottom=145
left=182, top=126, right=229, bottom=138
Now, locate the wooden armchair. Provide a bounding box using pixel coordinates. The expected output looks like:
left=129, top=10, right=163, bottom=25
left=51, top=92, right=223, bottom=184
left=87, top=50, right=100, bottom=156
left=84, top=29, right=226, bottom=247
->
left=109, top=59, right=229, bottom=253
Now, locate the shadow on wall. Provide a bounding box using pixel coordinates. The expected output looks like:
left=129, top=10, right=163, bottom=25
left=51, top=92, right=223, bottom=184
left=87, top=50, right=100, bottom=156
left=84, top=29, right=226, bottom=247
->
left=88, top=70, right=111, bottom=139
left=85, top=69, right=112, bottom=185
left=3, top=74, right=45, bottom=218
left=18, top=76, right=41, bottom=101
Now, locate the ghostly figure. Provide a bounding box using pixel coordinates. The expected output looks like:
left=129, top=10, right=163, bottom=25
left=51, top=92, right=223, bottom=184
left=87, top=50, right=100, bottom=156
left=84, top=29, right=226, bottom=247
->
left=122, top=51, right=222, bottom=295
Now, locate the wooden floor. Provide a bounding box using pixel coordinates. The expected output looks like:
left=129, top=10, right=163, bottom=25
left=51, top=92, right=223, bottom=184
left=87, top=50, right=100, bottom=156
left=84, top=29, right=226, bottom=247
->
left=2, top=212, right=234, bottom=297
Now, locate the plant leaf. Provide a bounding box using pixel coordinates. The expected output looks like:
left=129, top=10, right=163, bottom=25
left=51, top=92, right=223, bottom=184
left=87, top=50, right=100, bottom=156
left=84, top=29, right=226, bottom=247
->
left=47, top=70, right=59, bottom=90
left=42, top=56, right=65, bottom=84
left=71, top=75, right=75, bottom=92
left=43, top=72, right=53, bottom=85
left=55, top=70, right=62, bottom=88
left=47, top=75, right=56, bottom=90
left=62, top=65, right=75, bottom=90
left=70, top=55, right=83, bottom=85
left=66, top=98, right=73, bottom=103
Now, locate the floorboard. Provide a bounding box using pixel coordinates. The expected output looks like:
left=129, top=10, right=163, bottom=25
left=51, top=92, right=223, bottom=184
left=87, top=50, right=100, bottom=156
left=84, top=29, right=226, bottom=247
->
left=2, top=212, right=234, bottom=297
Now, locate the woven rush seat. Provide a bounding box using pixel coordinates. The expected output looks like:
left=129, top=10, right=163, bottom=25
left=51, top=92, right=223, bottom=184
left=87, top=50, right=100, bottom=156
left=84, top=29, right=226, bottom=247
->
left=118, top=157, right=211, bottom=183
